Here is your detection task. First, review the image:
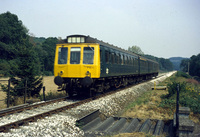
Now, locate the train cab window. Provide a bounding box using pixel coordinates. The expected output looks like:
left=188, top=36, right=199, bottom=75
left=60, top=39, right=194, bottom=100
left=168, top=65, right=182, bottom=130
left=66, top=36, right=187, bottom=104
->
left=83, top=47, right=94, bottom=64
left=70, top=47, right=81, bottom=64
left=58, top=47, right=68, bottom=64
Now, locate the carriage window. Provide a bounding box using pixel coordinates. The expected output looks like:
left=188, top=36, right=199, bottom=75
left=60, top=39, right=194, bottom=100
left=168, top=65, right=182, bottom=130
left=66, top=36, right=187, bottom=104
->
left=70, top=47, right=81, bottom=64
left=106, top=51, right=109, bottom=64
left=121, top=55, right=124, bottom=65
left=125, top=55, right=127, bottom=65
left=83, top=47, right=94, bottom=64
left=58, top=47, right=68, bottom=64
left=111, top=53, right=115, bottom=64
left=116, top=54, right=120, bottom=64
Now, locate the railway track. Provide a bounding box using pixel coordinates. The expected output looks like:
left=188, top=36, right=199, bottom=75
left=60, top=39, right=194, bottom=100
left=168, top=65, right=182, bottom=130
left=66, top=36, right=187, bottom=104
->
left=0, top=97, right=67, bottom=117
left=0, top=99, right=80, bottom=132
left=0, top=83, right=137, bottom=133
left=0, top=74, right=166, bottom=133
left=0, top=86, right=125, bottom=133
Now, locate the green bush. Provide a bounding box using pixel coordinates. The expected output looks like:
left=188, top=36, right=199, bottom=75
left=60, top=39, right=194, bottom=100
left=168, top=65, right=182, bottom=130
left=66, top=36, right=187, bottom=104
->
left=179, top=91, right=200, bottom=113
left=160, top=81, right=200, bottom=114
left=176, top=71, right=191, bottom=78
left=167, top=81, right=187, bottom=98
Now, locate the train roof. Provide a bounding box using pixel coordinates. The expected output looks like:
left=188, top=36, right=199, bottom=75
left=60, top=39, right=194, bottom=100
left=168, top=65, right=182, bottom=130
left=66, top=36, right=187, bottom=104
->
left=59, top=34, right=158, bottom=64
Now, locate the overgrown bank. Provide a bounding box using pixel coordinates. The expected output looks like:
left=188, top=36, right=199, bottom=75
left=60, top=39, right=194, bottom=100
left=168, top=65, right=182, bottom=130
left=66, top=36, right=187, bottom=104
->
left=121, top=71, right=200, bottom=123
left=113, top=71, right=200, bottom=137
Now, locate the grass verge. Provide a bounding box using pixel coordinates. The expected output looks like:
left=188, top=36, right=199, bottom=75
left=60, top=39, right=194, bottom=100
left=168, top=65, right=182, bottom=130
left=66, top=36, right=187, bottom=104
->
left=115, top=71, right=200, bottom=137
left=121, top=71, right=200, bottom=123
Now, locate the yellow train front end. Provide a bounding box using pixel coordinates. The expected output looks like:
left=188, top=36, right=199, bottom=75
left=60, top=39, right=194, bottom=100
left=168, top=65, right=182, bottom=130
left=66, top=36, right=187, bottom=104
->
left=54, top=35, right=101, bottom=96
left=54, top=43, right=100, bottom=78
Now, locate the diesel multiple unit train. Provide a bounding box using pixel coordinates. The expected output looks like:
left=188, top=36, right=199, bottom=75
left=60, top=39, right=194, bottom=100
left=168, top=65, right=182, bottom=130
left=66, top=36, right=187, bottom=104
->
left=54, top=35, right=159, bottom=97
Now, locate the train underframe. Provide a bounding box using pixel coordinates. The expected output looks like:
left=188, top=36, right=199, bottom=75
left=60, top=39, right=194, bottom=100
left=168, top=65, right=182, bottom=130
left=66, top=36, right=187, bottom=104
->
left=58, top=73, right=158, bottom=97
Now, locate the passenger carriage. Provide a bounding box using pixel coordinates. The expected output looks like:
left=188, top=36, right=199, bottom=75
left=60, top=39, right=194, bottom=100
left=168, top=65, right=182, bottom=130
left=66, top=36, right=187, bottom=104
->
left=54, top=35, right=159, bottom=97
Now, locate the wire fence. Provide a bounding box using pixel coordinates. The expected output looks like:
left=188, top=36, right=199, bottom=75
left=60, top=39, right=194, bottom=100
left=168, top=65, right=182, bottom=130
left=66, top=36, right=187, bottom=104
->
left=0, top=78, right=46, bottom=109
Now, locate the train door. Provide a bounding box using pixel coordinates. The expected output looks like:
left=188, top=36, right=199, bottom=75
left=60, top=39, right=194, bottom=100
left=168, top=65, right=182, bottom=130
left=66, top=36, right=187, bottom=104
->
left=100, top=45, right=106, bottom=77
left=138, top=56, right=141, bottom=75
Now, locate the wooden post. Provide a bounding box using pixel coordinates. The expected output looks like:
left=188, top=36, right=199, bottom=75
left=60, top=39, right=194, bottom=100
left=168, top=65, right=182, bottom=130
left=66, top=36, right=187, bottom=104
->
left=176, top=84, right=179, bottom=135
left=7, top=79, right=11, bottom=108
left=43, top=86, right=46, bottom=101
left=24, top=78, right=27, bottom=104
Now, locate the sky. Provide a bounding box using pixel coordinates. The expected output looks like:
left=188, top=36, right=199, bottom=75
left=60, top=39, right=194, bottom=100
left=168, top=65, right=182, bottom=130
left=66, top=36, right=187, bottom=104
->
left=1, top=0, right=200, bottom=58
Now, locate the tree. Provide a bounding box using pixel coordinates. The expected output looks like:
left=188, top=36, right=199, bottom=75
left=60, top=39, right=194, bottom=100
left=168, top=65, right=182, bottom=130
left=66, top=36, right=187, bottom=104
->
left=159, top=58, right=173, bottom=71
left=32, top=37, right=58, bottom=75
left=0, top=12, right=43, bottom=101
left=128, top=45, right=144, bottom=55
left=180, top=54, right=200, bottom=77
left=180, top=59, right=190, bottom=72
left=189, top=54, right=200, bottom=77
left=0, top=12, right=28, bottom=45
left=41, top=37, right=58, bottom=75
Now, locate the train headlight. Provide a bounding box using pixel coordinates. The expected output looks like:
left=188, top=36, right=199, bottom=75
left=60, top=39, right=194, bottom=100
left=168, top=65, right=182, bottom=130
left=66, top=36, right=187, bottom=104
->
left=60, top=70, right=64, bottom=75
left=85, top=71, right=91, bottom=77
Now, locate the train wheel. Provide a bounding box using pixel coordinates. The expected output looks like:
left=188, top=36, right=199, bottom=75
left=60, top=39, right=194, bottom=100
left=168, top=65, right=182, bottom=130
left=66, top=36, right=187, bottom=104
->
left=96, top=82, right=104, bottom=93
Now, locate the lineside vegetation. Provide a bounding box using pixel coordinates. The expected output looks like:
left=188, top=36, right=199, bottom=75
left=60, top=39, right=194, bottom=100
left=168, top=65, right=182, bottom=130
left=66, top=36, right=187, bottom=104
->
left=121, top=71, right=200, bottom=123
left=114, top=71, right=200, bottom=137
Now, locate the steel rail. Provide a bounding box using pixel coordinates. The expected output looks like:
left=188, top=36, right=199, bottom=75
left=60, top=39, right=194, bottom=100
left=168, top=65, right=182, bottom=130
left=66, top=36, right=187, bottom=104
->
left=0, top=97, right=67, bottom=117
left=0, top=75, right=164, bottom=133
left=0, top=97, right=93, bottom=132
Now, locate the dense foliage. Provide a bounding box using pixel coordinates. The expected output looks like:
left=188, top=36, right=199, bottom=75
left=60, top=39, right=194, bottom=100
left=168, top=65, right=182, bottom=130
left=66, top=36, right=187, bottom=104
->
left=159, top=72, right=200, bottom=114
left=0, top=12, right=43, bottom=102
left=180, top=59, right=190, bottom=72
left=180, top=54, right=200, bottom=80
left=128, top=45, right=144, bottom=55
left=189, top=54, right=200, bottom=77
left=0, top=12, right=58, bottom=77
left=32, top=37, right=58, bottom=75
left=144, top=54, right=173, bottom=72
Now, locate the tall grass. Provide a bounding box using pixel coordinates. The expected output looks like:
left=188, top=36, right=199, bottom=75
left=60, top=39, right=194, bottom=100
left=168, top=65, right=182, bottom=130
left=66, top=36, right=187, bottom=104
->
left=39, top=91, right=67, bottom=101
left=123, top=91, right=152, bottom=112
